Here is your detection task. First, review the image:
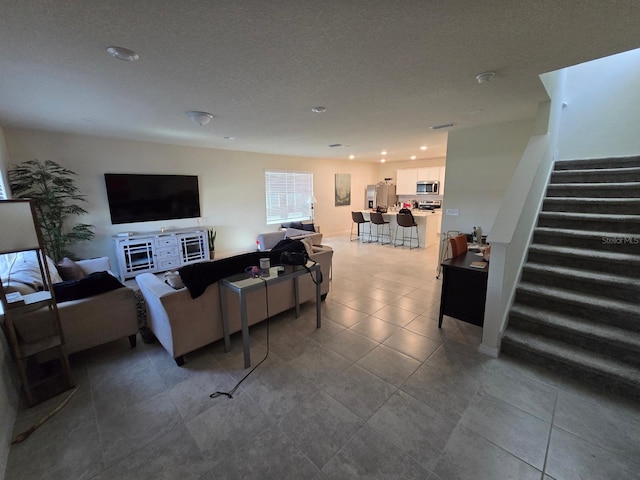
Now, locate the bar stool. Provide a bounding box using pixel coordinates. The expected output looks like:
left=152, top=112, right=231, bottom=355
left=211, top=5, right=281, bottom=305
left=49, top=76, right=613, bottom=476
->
left=369, top=212, right=391, bottom=244
left=395, top=213, right=419, bottom=249
left=350, top=211, right=371, bottom=241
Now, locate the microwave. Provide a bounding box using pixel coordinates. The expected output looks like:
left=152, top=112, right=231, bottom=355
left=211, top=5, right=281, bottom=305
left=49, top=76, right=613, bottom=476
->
left=417, top=180, right=439, bottom=195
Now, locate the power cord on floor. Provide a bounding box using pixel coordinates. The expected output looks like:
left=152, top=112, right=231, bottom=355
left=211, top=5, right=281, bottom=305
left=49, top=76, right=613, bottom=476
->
left=210, top=277, right=270, bottom=400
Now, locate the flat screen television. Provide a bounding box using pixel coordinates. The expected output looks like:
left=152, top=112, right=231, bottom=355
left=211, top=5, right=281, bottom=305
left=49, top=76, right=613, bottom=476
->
left=104, top=173, right=201, bottom=224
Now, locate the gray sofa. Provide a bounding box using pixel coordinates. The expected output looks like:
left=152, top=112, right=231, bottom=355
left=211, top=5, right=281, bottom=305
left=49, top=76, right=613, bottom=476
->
left=135, top=244, right=333, bottom=365
left=4, top=256, right=139, bottom=355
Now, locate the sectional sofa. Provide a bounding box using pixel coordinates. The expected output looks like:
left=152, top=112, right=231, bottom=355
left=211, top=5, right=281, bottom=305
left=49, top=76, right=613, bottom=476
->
left=135, top=241, right=333, bottom=366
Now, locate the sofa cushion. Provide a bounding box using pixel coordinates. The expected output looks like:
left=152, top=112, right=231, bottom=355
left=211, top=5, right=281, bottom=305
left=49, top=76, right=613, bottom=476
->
left=53, top=271, right=124, bottom=302
left=57, top=257, right=87, bottom=281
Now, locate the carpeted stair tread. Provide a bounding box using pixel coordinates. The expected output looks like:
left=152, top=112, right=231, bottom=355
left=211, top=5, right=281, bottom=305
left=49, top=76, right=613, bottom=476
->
left=510, top=304, right=640, bottom=353
left=552, top=166, right=640, bottom=176
left=543, top=196, right=640, bottom=205
left=517, top=281, right=638, bottom=316
left=547, top=181, right=640, bottom=190
left=527, top=244, right=640, bottom=265
left=538, top=211, right=640, bottom=224
left=522, top=262, right=640, bottom=291
left=501, top=329, right=640, bottom=387
left=534, top=226, right=640, bottom=240
left=554, top=156, right=640, bottom=170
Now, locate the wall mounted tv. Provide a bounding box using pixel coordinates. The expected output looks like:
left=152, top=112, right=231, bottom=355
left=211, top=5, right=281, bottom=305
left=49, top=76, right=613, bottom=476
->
left=104, top=174, right=201, bottom=225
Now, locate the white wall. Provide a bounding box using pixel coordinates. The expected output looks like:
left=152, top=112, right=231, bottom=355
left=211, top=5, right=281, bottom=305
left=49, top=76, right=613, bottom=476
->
left=440, top=118, right=536, bottom=238
left=4, top=128, right=379, bottom=265
left=558, top=47, right=640, bottom=160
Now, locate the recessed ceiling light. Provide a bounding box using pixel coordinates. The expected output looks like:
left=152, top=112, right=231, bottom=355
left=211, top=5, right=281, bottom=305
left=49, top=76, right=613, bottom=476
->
left=420, top=146, right=427, bottom=151
left=381, top=150, right=387, bottom=155
left=475, top=72, right=495, bottom=83
left=349, top=155, right=355, bottom=160
left=410, top=155, right=416, bottom=160
left=380, top=159, right=386, bottom=163
left=106, top=46, right=139, bottom=61
left=311, top=106, right=327, bottom=113
left=186, top=111, right=214, bottom=126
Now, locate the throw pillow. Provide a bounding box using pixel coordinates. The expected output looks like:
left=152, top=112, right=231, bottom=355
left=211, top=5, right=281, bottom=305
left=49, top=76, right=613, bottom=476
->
left=57, top=257, right=87, bottom=281
left=302, top=223, right=315, bottom=232
left=5, top=251, right=63, bottom=289
left=301, top=237, right=314, bottom=258
left=164, top=271, right=184, bottom=289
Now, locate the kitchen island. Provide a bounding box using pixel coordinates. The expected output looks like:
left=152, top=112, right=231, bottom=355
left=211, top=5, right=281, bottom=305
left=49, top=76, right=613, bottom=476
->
left=360, top=209, right=441, bottom=248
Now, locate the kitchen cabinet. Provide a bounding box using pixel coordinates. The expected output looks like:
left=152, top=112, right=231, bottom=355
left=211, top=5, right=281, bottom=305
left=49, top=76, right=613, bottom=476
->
left=396, top=168, right=418, bottom=195
left=397, top=166, right=446, bottom=196
left=417, top=167, right=440, bottom=182
left=113, top=228, right=209, bottom=281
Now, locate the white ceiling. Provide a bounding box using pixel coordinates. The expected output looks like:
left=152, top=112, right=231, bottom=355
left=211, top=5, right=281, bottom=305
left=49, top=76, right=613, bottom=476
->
left=1, top=1, right=639, bottom=163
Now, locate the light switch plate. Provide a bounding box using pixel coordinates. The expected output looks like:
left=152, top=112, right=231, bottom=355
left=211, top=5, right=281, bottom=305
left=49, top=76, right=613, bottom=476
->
left=446, top=209, right=460, bottom=216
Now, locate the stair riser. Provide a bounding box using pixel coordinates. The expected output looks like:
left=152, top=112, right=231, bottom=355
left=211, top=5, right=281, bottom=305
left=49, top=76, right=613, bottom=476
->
left=508, top=314, right=640, bottom=366
left=533, top=231, right=640, bottom=254
left=550, top=171, right=640, bottom=183
left=526, top=250, right=639, bottom=277
left=541, top=201, right=640, bottom=215
left=555, top=157, right=640, bottom=170
left=546, top=185, right=640, bottom=198
left=500, top=341, right=640, bottom=401
left=520, top=269, right=638, bottom=303
left=536, top=216, right=640, bottom=234
left=514, top=289, right=639, bottom=332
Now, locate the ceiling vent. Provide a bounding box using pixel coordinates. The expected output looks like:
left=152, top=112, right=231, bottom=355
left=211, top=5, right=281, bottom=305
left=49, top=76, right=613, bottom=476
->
left=430, top=123, right=456, bottom=130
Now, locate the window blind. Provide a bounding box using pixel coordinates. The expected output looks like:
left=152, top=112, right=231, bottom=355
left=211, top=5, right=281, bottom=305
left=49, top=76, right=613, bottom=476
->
left=0, top=170, right=8, bottom=200
left=264, top=170, right=313, bottom=225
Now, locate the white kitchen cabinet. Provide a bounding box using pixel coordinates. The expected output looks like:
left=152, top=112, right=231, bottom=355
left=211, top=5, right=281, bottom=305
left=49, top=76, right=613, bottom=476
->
left=417, top=167, right=440, bottom=182
left=113, top=228, right=209, bottom=281
left=396, top=168, right=418, bottom=195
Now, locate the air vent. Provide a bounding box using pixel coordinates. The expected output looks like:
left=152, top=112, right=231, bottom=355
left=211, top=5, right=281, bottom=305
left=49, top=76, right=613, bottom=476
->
left=329, top=144, right=342, bottom=147
left=431, top=123, right=456, bottom=130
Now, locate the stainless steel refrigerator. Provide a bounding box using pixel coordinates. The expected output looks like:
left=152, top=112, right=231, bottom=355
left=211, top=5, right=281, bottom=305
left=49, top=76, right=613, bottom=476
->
left=365, top=185, right=376, bottom=209
left=374, top=184, right=397, bottom=208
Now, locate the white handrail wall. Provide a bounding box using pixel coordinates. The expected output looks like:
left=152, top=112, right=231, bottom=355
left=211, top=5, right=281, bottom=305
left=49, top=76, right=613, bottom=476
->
left=479, top=68, right=567, bottom=356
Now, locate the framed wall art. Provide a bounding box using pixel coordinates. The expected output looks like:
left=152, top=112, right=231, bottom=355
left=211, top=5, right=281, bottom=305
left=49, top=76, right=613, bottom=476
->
left=335, top=173, right=351, bottom=206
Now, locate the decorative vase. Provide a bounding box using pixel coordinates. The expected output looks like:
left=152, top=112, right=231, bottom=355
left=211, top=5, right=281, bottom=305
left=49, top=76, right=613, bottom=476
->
left=209, top=250, right=215, bottom=260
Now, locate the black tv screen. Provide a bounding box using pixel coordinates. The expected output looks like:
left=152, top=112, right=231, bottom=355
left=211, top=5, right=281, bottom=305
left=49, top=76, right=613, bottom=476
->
left=105, top=174, right=201, bottom=224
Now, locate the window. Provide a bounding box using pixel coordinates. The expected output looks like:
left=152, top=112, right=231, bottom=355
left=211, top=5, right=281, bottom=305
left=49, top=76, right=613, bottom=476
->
left=0, top=169, right=7, bottom=200
left=265, top=170, right=313, bottom=225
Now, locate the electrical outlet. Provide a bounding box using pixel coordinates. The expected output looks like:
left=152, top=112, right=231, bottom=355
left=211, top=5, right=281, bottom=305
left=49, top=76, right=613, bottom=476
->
left=446, top=209, right=460, bottom=216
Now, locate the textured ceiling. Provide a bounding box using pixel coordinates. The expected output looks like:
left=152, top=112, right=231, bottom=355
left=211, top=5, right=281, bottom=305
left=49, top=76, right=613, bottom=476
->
left=1, top=1, right=639, bottom=162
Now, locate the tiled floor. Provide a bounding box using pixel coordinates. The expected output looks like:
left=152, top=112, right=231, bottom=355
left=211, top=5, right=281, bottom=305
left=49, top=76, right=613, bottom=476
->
left=6, top=234, right=640, bottom=480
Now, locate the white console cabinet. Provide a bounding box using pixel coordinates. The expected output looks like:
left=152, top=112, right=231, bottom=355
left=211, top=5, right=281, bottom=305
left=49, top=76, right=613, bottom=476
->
left=113, top=228, right=209, bottom=281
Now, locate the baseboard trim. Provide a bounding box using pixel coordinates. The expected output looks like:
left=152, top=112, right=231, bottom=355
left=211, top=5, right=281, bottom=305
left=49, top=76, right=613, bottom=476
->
left=478, top=343, right=500, bottom=358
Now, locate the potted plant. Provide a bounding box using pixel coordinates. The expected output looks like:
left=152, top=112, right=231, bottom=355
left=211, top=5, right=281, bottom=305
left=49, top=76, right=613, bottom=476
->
left=207, top=228, right=216, bottom=259
left=8, top=159, right=95, bottom=261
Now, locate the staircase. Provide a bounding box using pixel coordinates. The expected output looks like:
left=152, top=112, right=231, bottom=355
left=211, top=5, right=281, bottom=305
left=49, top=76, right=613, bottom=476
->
left=501, top=156, right=640, bottom=399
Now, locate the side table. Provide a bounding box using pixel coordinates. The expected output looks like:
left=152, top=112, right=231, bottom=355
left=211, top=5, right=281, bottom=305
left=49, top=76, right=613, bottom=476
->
left=219, top=262, right=322, bottom=368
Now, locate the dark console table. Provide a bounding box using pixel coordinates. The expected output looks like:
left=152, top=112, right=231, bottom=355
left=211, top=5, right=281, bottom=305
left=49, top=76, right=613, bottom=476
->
left=438, top=251, right=488, bottom=328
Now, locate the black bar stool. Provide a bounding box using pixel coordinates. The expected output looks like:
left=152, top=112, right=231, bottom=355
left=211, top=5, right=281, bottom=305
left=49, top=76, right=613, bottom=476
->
left=369, top=212, right=391, bottom=244
left=395, top=213, right=419, bottom=249
left=350, top=211, right=371, bottom=241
